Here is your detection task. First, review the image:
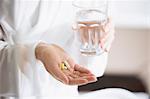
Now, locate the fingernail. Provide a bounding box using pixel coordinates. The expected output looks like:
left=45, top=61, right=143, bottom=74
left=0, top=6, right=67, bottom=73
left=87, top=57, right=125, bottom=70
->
left=94, top=77, right=98, bottom=81
left=90, top=78, right=97, bottom=83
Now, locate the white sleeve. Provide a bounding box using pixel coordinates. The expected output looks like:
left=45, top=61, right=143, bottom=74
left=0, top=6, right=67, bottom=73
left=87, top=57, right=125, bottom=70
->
left=0, top=0, right=38, bottom=96
left=0, top=25, right=19, bottom=97
left=0, top=24, right=40, bottom=97
left=0, top=0, right=61, bottom=97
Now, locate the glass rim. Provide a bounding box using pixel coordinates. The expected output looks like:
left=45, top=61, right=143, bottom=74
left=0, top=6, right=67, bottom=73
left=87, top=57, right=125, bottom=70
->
left=72, top=0, right=108, bottom=9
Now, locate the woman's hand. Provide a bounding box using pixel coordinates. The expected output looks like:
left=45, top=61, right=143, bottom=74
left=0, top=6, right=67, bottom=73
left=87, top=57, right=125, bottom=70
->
left=75, top=18, right=115, bottom=53
left=100, top=18, right=115, bottom=52
left=35, top=43, right=97, bottom=85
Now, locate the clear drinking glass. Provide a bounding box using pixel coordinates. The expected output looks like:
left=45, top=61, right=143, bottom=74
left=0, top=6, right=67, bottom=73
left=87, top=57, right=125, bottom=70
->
left=72, top=0, right=108, bottom=56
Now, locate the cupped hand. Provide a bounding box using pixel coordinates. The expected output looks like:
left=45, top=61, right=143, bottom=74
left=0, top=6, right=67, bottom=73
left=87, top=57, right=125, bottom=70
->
left=35, top=43, right=97, bottom=85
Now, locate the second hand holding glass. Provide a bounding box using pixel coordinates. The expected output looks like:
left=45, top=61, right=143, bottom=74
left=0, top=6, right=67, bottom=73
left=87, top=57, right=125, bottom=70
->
left=73, top=0, right=108, bottom=56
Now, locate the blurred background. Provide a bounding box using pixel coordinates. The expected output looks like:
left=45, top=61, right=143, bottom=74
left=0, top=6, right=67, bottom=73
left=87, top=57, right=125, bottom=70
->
left=77, top=0, right=150, bottom=97
left=107, top=0, right=150, bottom=93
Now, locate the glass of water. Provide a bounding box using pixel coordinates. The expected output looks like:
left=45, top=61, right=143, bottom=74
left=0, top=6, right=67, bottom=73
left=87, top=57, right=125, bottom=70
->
left=72, top=0, right=108, bottom=56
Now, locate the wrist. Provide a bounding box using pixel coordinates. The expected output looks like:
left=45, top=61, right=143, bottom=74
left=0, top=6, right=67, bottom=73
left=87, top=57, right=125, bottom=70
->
left=35, top=42, right=48, bottom=61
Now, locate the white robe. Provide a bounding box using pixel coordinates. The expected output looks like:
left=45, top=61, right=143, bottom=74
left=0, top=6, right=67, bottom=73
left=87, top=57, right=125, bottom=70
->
left=0, top=0, right=138, bottom=99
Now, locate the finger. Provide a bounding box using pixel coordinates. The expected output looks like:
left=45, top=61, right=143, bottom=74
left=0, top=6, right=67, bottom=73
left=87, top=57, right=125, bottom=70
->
left=68, top=76, right=88, bottom=85
left=74, top=64, right=92, bottom=74
left=101, top=24, right=114, bottom=39
left=50, top=65, right=69, bottom=84
left=80, top=76, right=97, bottom=83
left=101, top=17, right=114, bottom=36
left=62, top=69, right=72, bottom=76
left=67, top=70, right=96, bottom=82
left=102, top=19, right=113, bottom=33
left=101, top=31, right=114, bottom=46
left=79, top=72, right=95, bottom=77
left=99, top=24, right=112, bottom=46
left=68, top=75, right=97, bottom=85
left=103, top=36, right=115, bottom=52
left=100, top=31, right=110, bottom=44
left=101, top=34, right=115, bottom=51
left=100, top=26, right=115, bottom=49
left=73, top=71, right=94, bottom=77
left=104, top=17, right=113, bottom=29
left=63, top=69, right=93, bottom=79
left=63, top=69, right=80, bottom=78
left=74, top=71, right=97, bottom=82
left=69, top=72, right=80, bottom=78
left=73, top=71, right=80, bottom=76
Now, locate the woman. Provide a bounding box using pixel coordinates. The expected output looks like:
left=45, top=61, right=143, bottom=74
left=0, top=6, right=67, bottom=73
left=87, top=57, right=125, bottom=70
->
left=0, top=0, right=138, bottom=99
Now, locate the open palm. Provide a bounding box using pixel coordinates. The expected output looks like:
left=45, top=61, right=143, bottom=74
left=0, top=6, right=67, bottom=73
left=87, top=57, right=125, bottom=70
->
left=36, top=43, right=97, bottom=85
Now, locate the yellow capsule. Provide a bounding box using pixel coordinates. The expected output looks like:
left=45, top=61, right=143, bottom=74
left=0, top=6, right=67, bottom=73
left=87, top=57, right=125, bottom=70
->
left=60, top=63, right=66, bottom=70
left=60, top=63, right=64, bottom=70
left=64, top=61, right=70, bottom=68
left=60, top=61, right=70, bottom=70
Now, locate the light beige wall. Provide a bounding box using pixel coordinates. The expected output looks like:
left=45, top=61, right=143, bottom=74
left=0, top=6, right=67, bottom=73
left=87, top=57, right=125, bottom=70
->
left=106, top=28, right=148, bottom=75
left=148, top=30, right=150, bottom=93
